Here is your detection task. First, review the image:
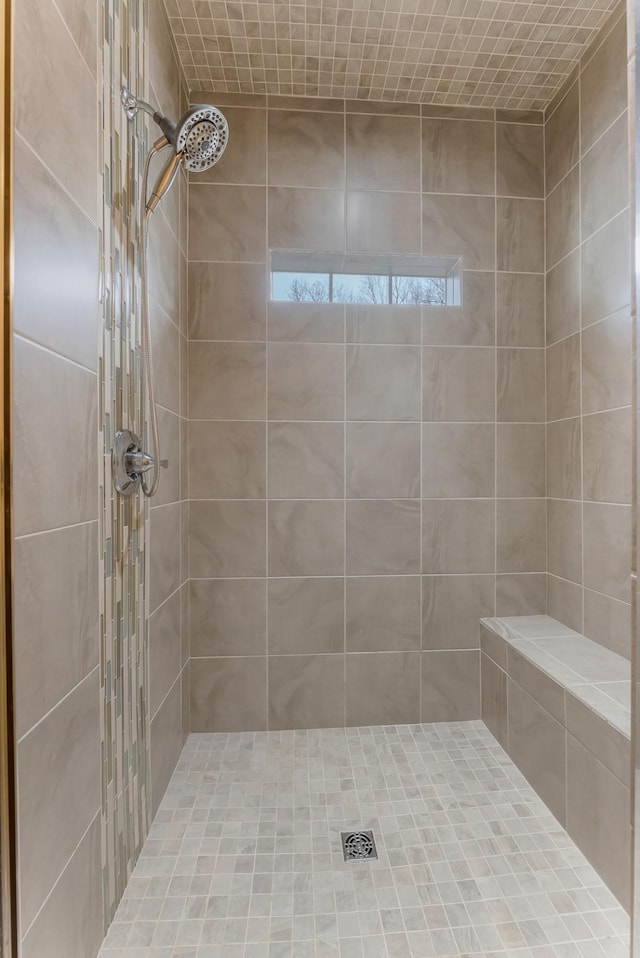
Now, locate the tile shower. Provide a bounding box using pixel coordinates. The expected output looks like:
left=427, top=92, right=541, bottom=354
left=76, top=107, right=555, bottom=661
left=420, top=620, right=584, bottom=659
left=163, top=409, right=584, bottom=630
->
left=8, top=0, right=635, bottom=955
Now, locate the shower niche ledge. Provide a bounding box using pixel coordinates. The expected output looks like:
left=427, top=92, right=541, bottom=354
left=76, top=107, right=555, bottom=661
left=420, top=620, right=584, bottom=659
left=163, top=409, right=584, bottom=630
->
left=481, top=614, right=631, bottom=910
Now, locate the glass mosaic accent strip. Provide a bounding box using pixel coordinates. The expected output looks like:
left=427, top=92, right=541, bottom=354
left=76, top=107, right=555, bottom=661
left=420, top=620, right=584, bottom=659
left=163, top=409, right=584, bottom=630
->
left=99, top=0, right=150, bottom=930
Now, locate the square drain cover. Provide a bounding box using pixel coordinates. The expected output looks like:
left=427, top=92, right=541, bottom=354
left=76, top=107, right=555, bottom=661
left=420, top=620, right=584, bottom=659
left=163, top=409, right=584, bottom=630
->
left=341, top=830, right=378, bottom=861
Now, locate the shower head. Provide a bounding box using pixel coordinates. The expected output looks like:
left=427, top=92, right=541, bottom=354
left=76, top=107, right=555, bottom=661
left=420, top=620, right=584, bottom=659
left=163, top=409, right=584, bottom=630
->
left=121, top=89, right=229, bottom=212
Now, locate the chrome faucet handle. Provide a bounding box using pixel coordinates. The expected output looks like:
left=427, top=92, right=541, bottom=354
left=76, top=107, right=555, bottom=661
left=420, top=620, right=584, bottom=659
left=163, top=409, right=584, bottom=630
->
left=125, top=449, right=155, bottom=474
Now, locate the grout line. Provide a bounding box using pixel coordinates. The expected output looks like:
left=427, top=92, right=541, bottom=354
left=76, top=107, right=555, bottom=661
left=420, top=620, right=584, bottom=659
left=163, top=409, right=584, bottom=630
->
left=17, top=665, right=100, bottom=746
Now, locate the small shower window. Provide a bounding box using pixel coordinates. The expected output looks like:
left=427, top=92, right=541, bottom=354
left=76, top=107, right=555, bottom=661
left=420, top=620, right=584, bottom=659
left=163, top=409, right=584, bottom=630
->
left=270, top=251, right=461, bottom=307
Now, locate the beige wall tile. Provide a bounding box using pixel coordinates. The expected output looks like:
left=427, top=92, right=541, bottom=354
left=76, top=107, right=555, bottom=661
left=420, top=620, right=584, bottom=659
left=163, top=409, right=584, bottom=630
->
left=547, top=574, right=583, bottom=633
left=507, top=679, right=566, bottom=825
left=546, top=250, right=581, bottom=345
left=581, top=112, right=628, bottom=240
left=15, top=0, right=97, bottom=221
left=547, top=334, right=581, bottom=422
left=583, top=502, right=631, bottom=603
left=497, top=348, right=545, bottom=423
left=580, top=14, right=627, bottom=154
left=481, top=654, right=508, bottom=749
left=190, top=500, right=266, bottom=578
left=149, top=209, right=181, bottom=325
left=200, top=107, right=266, bottom=185
left=421, top=271, right=495, bottom=347
left=268, top=578, right=344, bottom=654
left=191, top=657, right=267, bottom=732
left=188, top=262, right=267, bottom=341
left=496, top=423, right=546, bottom=498
left=496, top=573, right=547, bottom=616
left=13, top=139, right=98, bottom=371
left=582, top=310, right=632, bottom=414
left=422, top=118, right=494, bottom=195
left=566, top=693, right=630, bottom=786
left=149, top=590, right=182, bottom=719
left=348, top=345, right=421, bottom=421
left=189, top=420, right=266, bottom=499
left=189, top=341, right=266, bottom=420
left=547, top=418, right=581, bottom=500
left=347, top=304, right=421, bottom=345
left=545, top=81, right=579, bottom=194
left=268, top=343, right=344, bottom=420
left=13, top=339, right=97, bottom=537
left=496, top=273, right=545, bottom=347
left=423, top=346, right=495, bottom=422
left=346, top=190, right=421, bottom=254
left=481, top=623, right=508, bottom=668
left=14, top=522, right=98, bottom=739
left=269, top=500, right=344, bottom=576
left=496, top=123, right=544, bottom=198
left=189, top=184, right=266, bottom=261
left=268, top=422, right=344, bottom=499
left=150, top=503, right=182, bottom=612
left=346, top=576, right=421, bottom=652
left=268, top=301, right=345, bottom=344
left=566, top=734, right=630, bottom=909
left=269, top=654, right=345, bottom=729
left=581, top=214, right=631, bottom=328
left=497, top=499, right=546, bottom=574
left=346, top=652, right=420, bottom=726
left=421, top=650, right=481, bottom=721
left=508, top=646, right=564, bottom=723
left=18, top=670, right=100, bottom=930
left=268, top=187, right=345, bottom=251
left=348, top=113, right=420, bottom=191
left=547, top=498, right=583, bottom=584
left=422, top=423, right=494, bottom=498
left=422, top=575, right=494, bottom=650
left=422, top=500, right=495, bottom=574
left=149, top=4, right=181, bottom=118
left=545, top=167, right=580, bottom=269
left=583, top=407, right=632, bottom=504
left=583, top=588, right=631, bottom=659
left=422, top=194, right=495, bottom=269
left=151, top=300, right=180, bottom=415
left=497, top=198, right=544, bottom=272
left=347, top=423, right=420, bottom=498
left=269, top=110, right=344, bottom=188
left=346, top=500, right=420, bottom=575
left=190, top=579, right=266, bottom=657
left=149, top=678, right=184, bottom=816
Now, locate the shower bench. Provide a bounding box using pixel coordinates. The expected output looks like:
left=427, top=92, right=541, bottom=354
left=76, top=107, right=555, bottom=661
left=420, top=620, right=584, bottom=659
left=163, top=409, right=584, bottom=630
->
left=480, top=614, right=631, bottom=909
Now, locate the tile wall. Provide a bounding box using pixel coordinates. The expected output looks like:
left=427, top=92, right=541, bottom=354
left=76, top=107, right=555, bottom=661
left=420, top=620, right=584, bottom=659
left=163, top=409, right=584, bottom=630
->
left=187, top=93, right=548, bottom=731
left=12, top=0, right=103, bottom=953
left=544, top=5, right=632, bottom=660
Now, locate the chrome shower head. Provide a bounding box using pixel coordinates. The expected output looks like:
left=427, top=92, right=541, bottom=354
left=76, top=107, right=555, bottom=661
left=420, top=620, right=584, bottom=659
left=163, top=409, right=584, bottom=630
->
left=174, top=105, right=229, bottom=172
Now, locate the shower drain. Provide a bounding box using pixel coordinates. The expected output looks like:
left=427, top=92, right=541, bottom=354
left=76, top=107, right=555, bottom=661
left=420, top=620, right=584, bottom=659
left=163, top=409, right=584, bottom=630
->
left=341, top=830, right=378, bottom=861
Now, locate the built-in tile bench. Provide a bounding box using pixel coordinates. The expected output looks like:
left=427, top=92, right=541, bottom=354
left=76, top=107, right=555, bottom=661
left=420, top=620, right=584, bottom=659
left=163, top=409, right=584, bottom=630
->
left=480, top=614, right=631, bottom=910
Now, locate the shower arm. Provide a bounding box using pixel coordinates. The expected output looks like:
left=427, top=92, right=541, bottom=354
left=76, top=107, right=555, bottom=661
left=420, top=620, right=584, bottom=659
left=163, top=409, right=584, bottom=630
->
left=121, top=87, right=178, bottom=143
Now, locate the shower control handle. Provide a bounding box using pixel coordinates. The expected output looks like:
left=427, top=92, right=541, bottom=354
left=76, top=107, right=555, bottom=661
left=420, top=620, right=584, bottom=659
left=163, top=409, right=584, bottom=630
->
left=113, top=429, right=158, bottom=496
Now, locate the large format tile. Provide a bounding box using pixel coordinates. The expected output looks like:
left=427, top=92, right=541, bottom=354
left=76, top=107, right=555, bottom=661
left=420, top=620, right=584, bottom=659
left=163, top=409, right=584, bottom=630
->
left=545, top=80, right=579, bottom=194
left=346, top=499, right=420, bottom=575
left=268, top=578, right=344, bottom=654
left=190, top=657, right=267, bottom=732
left=199, top=106, right=266, bottom=185
left=481, top=653, right=508, bottom=749
left=269, top=655, right=345, bottom=730
left=422, top=575, right=494, bottom=650
left=583, top=407, right=632, bottom=504
left=545, top=167, right=580, bottom=269
left=423, top=347, right=495, bottom=422
left=566, top=735, right=630, bottom=909
left=346, top=191, right=421, bottom=254
left=496, top=423, right=546, bottom=498
left=189, top=184, right=266, bottom=261
left=547, top=498, right=582, bottom=585
left=582, top=309, right=632, bottom=414
left=507, top=679, right=566, bottom=825
left=13, top=338, right=97, bottom=537
left=188, top=262, right=267, bottom=341
left=150, top=503, right=181, bottom=612
left=149, top=589, right=182, bottom=720
left=346, top=652, right=420, bottom=726
left=581, top=112, right=628, bottom=240
left=13, top=138, right=98, bottom=370
left=422, top=650, right=481, bottom=722
left=497, top=348, right=545, bottom=423
left=583, top=502, right=631, bottom=603
left=496, top=273, right=544, bottom=347
left=547, top=334, right=581, bottom=422
left=189, top=500, right=266, bottom=578
left=348, top=113, right=420, bottom=191
left=422, top=500, right=495, bottom=574
left=149, top=674, right=184, bottom=818
left=497, top=198, right=544, bottom=272
left=188, top=420, right=265, bottom=499
left=422, top=423, right=494, bottom=498
left=347, top=345, right=421, bottom=421
left=497, top=500, right=546, bottom=574
left=18, top=669, right=100, bottom=930
left=347, top=422, right=420, bottom=498
left=268, top=422, right=344, bottom=499
left=189, top=341, right=266, bottom=420
left=546, top=250, right=581, bottom=345
left=581, top=215, right=631, bottom=329
left=346, top=576, right=421, bottom=653
left=190, top=578, right=266, bottom=657
left=269, top=110, right=344, bottom=188
left=422, top=194, right=495, bottom=269
left=14, top=522, right=98, bottom=739
left=496, top=122, right=543, bottom=198
left=268, top=343, right=344, bottom=420
left=269, top=500, right=344, bottom=576
left=580, top=14, right=627, bottom=154
left=421, top=271, right=495, bottom=347
left=547, top=418, right=581, bottom=501
left=268, top=187, right=345, bottom=251
left=422, top=117, right=494, bottom=195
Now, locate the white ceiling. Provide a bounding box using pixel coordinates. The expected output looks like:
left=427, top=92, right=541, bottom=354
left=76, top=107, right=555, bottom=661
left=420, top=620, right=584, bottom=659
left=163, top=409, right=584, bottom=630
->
left=162, top=0, right=621, bottom=110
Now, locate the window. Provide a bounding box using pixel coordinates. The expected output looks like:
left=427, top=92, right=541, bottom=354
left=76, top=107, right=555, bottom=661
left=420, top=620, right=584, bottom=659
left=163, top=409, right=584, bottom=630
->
left=270, top=252, right=461, bottom=306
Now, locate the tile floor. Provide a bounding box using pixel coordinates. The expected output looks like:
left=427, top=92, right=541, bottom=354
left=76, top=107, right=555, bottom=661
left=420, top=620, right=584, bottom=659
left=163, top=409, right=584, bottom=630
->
left=98, top=721, right=629, bottom=958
